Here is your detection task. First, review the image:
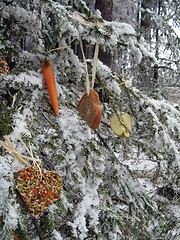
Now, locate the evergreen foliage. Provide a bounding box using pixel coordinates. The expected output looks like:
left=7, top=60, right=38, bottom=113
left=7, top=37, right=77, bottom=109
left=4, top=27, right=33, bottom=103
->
left=0, top=0, right=179, bottom=239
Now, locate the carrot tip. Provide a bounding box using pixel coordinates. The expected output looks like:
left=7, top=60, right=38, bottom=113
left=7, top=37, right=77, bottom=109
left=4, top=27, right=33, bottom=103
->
left=55, top=111, right=59, bottom=117
left=42, top=59, right=59, bottom=117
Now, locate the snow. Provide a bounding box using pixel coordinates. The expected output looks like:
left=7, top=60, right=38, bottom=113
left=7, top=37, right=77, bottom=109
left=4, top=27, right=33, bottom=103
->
left=129, top=38, right=143, bottom=63
left=0, top=1, right=180, bottom=239
left=58, top=107, right=92, bottom=150
left=14, top=71, right=43, bottom=87
left=4, top=203, right=19, bottom=229
left=144, top=96, right=180, bottom=166
left=68, top=176, right=101, bottom=240
left=0, top=53, right=179, bottom=240
left=110, top=21, right=136, bottom=35
left=97, top=60, right=112, bottom=79
left=0, top=157, right=12, bottom=216
left=0, top=156, right=21, bottom=234
left=13, top=111, right=32, bottom=135
left=52, top=229, right=63, bottom=240
left=68, top=47, right=85, bottom=77
left=0, top=85, right=178, bottom=236
left=124, top=158, right=158, bottom=171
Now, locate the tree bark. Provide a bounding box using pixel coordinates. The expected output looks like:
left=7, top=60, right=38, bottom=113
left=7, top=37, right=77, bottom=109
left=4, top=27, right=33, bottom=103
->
left=95, top=0, right=113, bottom=67
left=153, top=0, right=162, bottom=84
left=95, top=0, right=113, bottom=21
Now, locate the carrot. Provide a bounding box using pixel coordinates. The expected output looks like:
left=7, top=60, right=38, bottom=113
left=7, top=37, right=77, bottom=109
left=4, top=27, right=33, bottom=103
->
left=42, top=58, right=59, bottom=117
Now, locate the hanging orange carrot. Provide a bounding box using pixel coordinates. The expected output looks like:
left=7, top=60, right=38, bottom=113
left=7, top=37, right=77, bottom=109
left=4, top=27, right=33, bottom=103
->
left=42, top=58, right=59, bottom=117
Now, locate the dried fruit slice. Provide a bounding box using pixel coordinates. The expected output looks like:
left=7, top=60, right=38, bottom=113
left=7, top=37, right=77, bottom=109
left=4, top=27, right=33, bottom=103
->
left=0, top=60, right=9, bottom=73
left=77, top=90, right=102, bottom=130
left=16, top=166, right=62, bottom=216
left=118, top=129, right=130, bottom=138
left=110, top=112, right=132, bottom=137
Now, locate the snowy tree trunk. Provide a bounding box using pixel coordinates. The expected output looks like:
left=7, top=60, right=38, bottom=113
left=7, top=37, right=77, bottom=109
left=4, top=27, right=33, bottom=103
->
left=135, top=0, right=155, bottom=88
left=0, top=1, right=180, bottom=239
left=153, top=0, right=162, bottom=85
left=95, top=0, right=113, bottom=67
left=95, top=0, right=113, bottom=21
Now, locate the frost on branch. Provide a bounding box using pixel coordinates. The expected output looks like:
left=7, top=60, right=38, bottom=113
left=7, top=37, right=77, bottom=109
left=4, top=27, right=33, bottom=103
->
left=0, top=1, right=179, bottom=239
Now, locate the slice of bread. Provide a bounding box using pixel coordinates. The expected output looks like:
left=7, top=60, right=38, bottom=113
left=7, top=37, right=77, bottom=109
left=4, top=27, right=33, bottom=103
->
left=77, top=90, right=102, bottom=130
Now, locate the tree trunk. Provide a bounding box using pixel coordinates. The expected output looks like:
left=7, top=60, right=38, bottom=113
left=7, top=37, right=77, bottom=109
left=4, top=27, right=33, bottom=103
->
left=95, top=0, right=113, bottom=67
left=153, top=0, right=162, bottom=84
left=95, top=0, right=113, bottom=21
left=141, top=0, right=152, bottom=40
left=136, top=0, right=159, bottom=89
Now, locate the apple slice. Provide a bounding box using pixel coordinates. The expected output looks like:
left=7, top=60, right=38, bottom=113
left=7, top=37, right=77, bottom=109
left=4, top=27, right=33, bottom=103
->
left=110, top=112, right=132, bottom=137
left=119, top=129, right=130, bottom=138
left=110, top=113, right=125, bottom=136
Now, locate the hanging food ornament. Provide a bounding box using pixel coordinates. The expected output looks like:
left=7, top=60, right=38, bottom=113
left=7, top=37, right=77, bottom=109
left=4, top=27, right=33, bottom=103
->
left=110, top=112, right=132, bottom=137
left=77, top=38, right=102, bottom=130
left=110, top=70, right=132, bottom=138
left=42, top=58, right=59, bottom=117
left=16, top=166, right=62, bottom=216
left=77, top=90, right=102, bottom=130
left=0, top=60, right=9, bottom=73
left=0, top=135, right=62, bottom=217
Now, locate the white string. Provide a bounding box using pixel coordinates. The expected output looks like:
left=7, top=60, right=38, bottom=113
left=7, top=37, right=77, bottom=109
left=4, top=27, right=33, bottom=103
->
left=75, top=12, right=107, bottom=28
left=28, top=144, right=42, bottom=179
left=79, top=38, right=100, bottom=94
left=91, top=39, right=100, bottom=90
left=0, top=134, right=42, bottom=179
left=79, top=38, right=90, bottom=95
left=0, top=136, right=30, bottom=166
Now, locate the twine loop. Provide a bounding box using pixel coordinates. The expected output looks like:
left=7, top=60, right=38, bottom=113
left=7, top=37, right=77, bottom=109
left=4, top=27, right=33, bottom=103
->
left=79, top=38, right=100, bottom=95
left=0, top=132, right=42, bottom=179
